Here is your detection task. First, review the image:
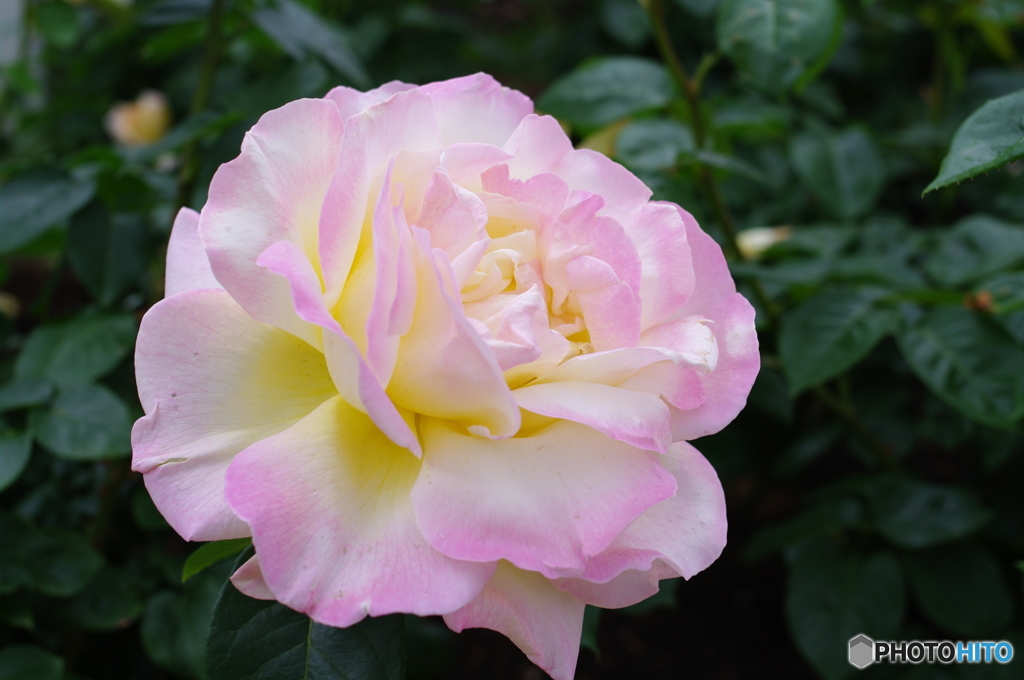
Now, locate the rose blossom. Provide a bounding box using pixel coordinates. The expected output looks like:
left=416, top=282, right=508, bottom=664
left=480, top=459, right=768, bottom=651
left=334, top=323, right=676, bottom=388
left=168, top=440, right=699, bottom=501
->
left=132, top=74, right=758, bottom=679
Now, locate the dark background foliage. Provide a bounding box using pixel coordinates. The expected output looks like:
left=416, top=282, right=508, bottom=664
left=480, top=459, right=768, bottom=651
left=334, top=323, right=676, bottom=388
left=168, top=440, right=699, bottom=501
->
left=1, top=0, right=1023, bottom=678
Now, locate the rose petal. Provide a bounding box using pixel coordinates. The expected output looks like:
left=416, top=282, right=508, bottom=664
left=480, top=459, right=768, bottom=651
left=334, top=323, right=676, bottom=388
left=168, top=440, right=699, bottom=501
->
left=412, top=417, right=677, bottom=579
left=503, top=114, right=574, bottom=180
left=231, top=554, right=276, bottom=600
left=224, top=396, right=496, bottom=627
left=131, top=289, right=336, bottom=541
left=165, top=207, right=221, bottom=297
left=444, top=561, right=585, bottom=680
left=554, top=564, right=678, bottom=609
left=551, top=148, right=651, bottom=225
left=324, top=81, right=417, bottom=120
left=628, top=203, right=695, bottom=332
left=421, top=73, right=533, bottom=147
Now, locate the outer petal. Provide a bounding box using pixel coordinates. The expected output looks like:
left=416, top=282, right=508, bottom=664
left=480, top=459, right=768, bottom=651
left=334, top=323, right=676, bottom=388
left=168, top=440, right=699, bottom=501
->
left=503, top=114, right=574, bottom=180
left=224, top=396, right=496, bottom=627
left=444, top=561, right=585, bottom=680
left=420, top=73, right=533, bottom=147
left=131, top=289, right=337, bottom=541
left=554, top=564, right=677, bottom=609
left=629, top=203, right=695, bottom=332
left=200, top=98, right=344, bottom=348
left=231, top=555, right=276, bottom=600
left=570, top=441, right=727, bottom=585
left=165, top=207, right=221, bottom=297
left=324, top=81, right=417, bottom=119
left=412, top=417, right=677, bottom=579
left=551, top=148, right=651, bottom=225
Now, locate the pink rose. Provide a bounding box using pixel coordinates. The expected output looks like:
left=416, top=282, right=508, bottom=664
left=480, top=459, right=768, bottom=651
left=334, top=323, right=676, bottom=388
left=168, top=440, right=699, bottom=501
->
left=132, top=74, right=758, bottom=679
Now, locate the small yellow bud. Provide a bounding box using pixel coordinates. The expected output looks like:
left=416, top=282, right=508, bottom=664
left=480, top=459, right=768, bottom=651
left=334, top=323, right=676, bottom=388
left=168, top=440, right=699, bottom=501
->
left=105, top=90, right=171, bottom=146
left=736, top=226, right=793, bottom=260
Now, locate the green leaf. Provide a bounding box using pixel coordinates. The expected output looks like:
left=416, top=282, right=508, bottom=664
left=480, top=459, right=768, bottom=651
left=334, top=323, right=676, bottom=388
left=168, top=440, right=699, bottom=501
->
left=896, top=307, right=1024, bottom=428
left=34, top=0, right=79, bottom=48
left=864, top=477, right=992, bottom=548
left=675, top=0, right=719, bottom=17
left=67, top=566, right=143, bottom=631
left=717, top=0, right=840, bottom=93
left=206, top=549, right=406, bottom=680
left=123, top=110, right=236, bottom=163
left=131, top=489, right=171, bottom=532
left=0, top=645, right=63, bottom=680
left=903, top=542, right=1014, bottom=637
left=538, top=57, right=673, bottom=128
left=686, top=149, right=769, bottom=183
left=68, top=204, right=149, bottom=307
left=615, top=119, right=694, bottom=171
left=580, top=605, right=601, bottom=657
left=924, top=87, right=1024, bottom=194
left=0, top=174, right=95, bottom=255
left=139, top=0, right=211, bottom=26
left=786, top=541, right=904, bottom=680
left=599, top=0, right=650, bottom=48
left=779, top=289, right=897, bottom=394
left=0, top=430, right=32, bottom=493
left=925, top=215, right=1024, bottom=288
left=182, top=538, right=252, bottom=583
left=22, top=527, right=103, bottom=597
left=31, top=384, right=132, bottom=460
left=0, top=378, right=53, bottom=413
left=251, top=0, right=370, bottom=88
left=746, top=496, right=862, bottom=560
left=143, top=561, right=233, bottom=679
left=15, top=314, right=137, bottom=388
left=789, top=127, right=884, bottom=220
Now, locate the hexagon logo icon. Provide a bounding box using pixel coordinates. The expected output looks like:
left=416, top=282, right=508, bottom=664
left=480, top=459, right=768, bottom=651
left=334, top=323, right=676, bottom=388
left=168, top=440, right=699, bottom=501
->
left=849, top=634, right=874, bottom=669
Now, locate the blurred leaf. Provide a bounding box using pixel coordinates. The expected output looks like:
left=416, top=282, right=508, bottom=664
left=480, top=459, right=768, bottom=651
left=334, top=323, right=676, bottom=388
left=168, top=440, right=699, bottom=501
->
left=675, top=0, right=719, bottom=17
left=786, top=541, right=904, bottom=680
left=538, top=57, right=673, bottom=128
left=34, top=1, right=79, bottom=48
left=864, top=477, right=992, bottom=548
left=779, top=289, right=897, bottom=394
left=790, top=127, right=884, bottom=220
left=0, top=598, right=34, bottom=630
left=0, top=378, right=53, bottom=413
left=31, top=384, right=132, bottom=460
left=15, top=314, right=136, bottom=388
left=687, top=149, right=768, bottom=183
left=717, top=0, right=840, bottom=93
left=581, top=605, right=600, bottom=656
left=143, top=561, right=232, bottom=679
left=924, top=87, right=1024, bottom=194
left=206, top=549, right=406, bottom=680
left=0, top=175, right=95, bottom=255
left=897, top=307, right=1024, bottom=428
left=747, top=366, right=792, bottom=423
left=0, top=645, right=63, bottom=680
left=925, top=215, right=1024, bottom=288
left=746, top=496, right=861, bottom=560
left=67, top=566, right=143, bottom=631
left=251, top=0, right=370, bottom=88
left=616, top=119, right=694, bottom=171
left=68, top=205, right=149, bottom=307
left=599, top=0, right=650, bottom=48
left=712, top=96, right=791, bottom=139
left=131, top=488, right=170, bottom=532
left=123, top=110, right=236, bottom=163
left=23, top=528, right=103, bottom=597
left=0, top=430, right=32, bottom=493
left=138, top=0, right=211, bottom=26
left=904, top=542, right=1014, bottom=637
left=182, top=538, right=252, bottom=583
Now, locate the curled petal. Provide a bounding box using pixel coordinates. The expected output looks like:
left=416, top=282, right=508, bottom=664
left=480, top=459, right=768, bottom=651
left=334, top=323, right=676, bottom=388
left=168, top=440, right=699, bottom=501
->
left=554, top=563, right=678, bottom=609
left=165, top=207, right=221, bottom=297
left=225, top=396, right=495, bottom=627
left=132, top=289, right=336, bottom=541
left=421, top=73, right=533, bottom=147
left=551, top=148, right=651, bottom=225
left=324, top=81, right=417, bottom=120
left=628, top=203, right=695, bottom=332
left=412, top=417, right=677, bottom=578
left=231, top=555, right=276, bottom=600
left=444, top=561, right=585, bottom=680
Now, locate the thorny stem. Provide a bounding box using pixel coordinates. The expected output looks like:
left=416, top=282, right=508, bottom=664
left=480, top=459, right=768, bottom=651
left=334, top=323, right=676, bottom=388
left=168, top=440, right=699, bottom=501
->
left=175, top=0, right=227, bottom=209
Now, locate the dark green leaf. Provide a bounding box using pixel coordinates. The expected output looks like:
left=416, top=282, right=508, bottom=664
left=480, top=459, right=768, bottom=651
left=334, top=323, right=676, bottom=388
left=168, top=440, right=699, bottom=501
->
left=67, top=566, right=143, bottom=631
left=686, top=149, right=769, bottom=183
left=139, top=0, right=211, bottom=26
left=779, top=289, right=897, bottom=394
left=538, top=57, right=673, bottom=128
left=615, top=119, right=694, bottom=171
left=0, top=378, right=53, bottom=413
left=896, top=307, right=1024, bottom=428
left=786, top=541, right=904, bottom=680
left=206, top=549, right=406, bottom=680
left=0, top=175, right=95, bottom=255
left=675, top=0, right=719, bottom=18
left=144, top=561, right=233, bottom=678
left=131, top=489, right=171, bottom=532
left=924, top=87, right=1024, bottom=194
left=0, top=430, right=32, bottom=493
left=251, top=0, right=370, bottom=88
left=0, top=645, right=63, bottom=680
left=746, top=496, right=862, bottom=560
left=182, top=539, right=252, bottom=583
left=34, top=1, right=79, bottom=48
left=22, top=527, right=103, bottom=597
left=123, top=110, right=236, bottom=163
left=790, top=127, right=884, bottom=220
left=15, top=314, right=136, bottom=388
left=580, top=605, right=600, bottom=657
left=599, top=0, right=649, bottom=48
left=925, top=215, right=1024, bottom=288
left=68, top=205, right=149, bottom=307
left=31, top=384, right=132, bottom=460
left=717, top=0, right=840, bottom=93
left=864, top=477, right=992, bottom=548
left=904, top=542, right=1014, bottom=637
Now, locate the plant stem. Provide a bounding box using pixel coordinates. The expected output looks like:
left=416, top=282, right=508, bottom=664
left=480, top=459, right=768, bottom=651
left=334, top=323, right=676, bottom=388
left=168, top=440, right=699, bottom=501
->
left=647, top=0, right=707, bottom=148
left=175, top=0, right=227, bottom=209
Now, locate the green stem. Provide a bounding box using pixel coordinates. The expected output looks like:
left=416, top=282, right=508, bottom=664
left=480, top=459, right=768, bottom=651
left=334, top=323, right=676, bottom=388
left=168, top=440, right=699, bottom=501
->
left=647, top=0, right=707, bottom=148
left=175, top=0, right=227, bottom=209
